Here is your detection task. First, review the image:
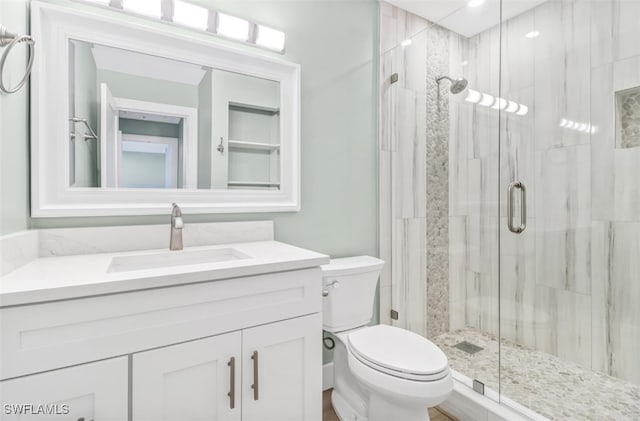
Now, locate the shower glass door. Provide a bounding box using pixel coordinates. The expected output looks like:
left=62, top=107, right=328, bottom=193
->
left=498, top=0, right=640, bottom=419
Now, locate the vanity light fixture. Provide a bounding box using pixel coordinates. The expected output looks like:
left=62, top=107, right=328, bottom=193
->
left=468, top=0, right=486, bottom=7
left=217, top=13, right=250, bottom=41
left=75, top=0, right=286, bottom=53
left=256, top=25, right=286, bottom=52
left=121, top=0, right=162, bottom=19
left=173, top=0, right=208, bottom=31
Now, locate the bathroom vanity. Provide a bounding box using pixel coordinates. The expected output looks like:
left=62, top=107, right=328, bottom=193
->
left=0, top=222, right=328, bottom=421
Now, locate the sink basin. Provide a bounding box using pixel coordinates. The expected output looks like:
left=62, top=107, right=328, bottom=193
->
left=107, top=248, right=250, bottom=273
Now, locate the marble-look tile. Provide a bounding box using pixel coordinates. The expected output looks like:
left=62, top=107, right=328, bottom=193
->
left=533, top=0, right=591, bottom=150
left=378, top=150, right=392, bottom=290
left=448, top=216, right=467, bottom=332
left=395, top=87, right=427, bottom=219
left=590, top=63, right=616, bottom=221
left=591, top=221, right=640, bottom=384
left=379, top=50, right=394, bottom=152
left=533, top=285, right=591, bottom=369
left=379, top=285, right=392, bottom=325
left=391, top=217, right=427, bottom=337
left=534, top=145, right=591, bottom=294
left=0, top=230, right=38, bottom=276
left=379, top=1, right=429, bottom=55
left=591, top=0, right=640, bottom=69
left=499, top=217, right=537, bottom=349
left=37, top=221, right=274, bottom=257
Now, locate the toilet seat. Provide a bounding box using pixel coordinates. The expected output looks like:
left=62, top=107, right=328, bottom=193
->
left=347, top=325, right=449, bottom=381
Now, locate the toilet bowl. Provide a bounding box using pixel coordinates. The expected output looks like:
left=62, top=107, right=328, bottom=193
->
left=322, top=256, right=452, bottom=421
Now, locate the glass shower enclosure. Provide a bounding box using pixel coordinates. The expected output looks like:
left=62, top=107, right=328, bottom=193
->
left=379, top=0, right=640, bottom=419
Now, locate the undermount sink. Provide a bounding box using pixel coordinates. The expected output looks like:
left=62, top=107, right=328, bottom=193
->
left=107, top=248, right=251, bottom=273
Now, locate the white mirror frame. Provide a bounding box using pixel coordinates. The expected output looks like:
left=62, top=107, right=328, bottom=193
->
left=30, top=0, right=300, bottom=217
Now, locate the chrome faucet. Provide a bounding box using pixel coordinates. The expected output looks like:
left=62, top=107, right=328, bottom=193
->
left=170, top=203, right=184, bottom=251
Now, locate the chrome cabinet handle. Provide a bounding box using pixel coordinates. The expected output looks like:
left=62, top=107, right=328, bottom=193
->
left=251, top=350, right=259, bottom=400
left=227, top=357, right=236, bottom=409
left=507, top=181, right=527, bottom=234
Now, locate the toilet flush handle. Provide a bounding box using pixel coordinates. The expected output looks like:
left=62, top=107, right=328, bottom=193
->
left=322, top=280, right=340, bottom=297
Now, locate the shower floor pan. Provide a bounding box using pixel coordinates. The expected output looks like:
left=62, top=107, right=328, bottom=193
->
left=434, top=329, right=640, bottom=421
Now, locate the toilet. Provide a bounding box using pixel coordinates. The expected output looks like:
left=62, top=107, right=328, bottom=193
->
left=322, top=256, right=453, bottom=421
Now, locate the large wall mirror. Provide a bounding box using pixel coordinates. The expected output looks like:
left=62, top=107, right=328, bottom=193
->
left=31, top=1, right=300, bottom=217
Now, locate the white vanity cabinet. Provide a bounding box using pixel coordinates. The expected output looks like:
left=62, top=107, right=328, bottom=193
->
left=133, top=332, right=243, bottom=421
left=0, top=266, right=323, bottom=421
left=133, top=314, right=321, bottom=421
left=0, top=357, right=128, bottom=421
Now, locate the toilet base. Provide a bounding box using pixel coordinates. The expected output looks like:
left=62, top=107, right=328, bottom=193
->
left=368, top=391, right=430, bottom=421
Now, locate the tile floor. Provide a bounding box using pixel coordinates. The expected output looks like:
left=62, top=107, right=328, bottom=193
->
left=433, top=328, right=640, bottom=421
left=322, top=389, right=454, bottom=421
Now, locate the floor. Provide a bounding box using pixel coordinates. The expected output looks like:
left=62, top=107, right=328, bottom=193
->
left=322, top=389, right=454, bottom=421
left=433, top=328, right=640, bottom=421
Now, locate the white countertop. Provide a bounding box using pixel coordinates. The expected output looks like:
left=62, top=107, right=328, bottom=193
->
left=0, top=241, right=329, bottom=307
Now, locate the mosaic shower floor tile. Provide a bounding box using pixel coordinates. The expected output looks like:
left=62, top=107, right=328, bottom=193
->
left=434, top=329, right=640, bottom=421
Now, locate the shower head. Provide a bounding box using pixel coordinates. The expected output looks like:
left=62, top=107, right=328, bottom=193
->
left=436, top=76, right=468, bottom=94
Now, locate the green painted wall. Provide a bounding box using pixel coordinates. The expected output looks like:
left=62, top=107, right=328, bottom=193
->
left=0, top=0, right=30, bottom=235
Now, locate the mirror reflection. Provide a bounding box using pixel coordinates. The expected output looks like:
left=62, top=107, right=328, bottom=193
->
left=68, top=39, right=281, bottom=190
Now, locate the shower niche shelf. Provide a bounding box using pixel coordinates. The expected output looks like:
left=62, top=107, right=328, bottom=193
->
left=615, top=86, right=640, bottom=149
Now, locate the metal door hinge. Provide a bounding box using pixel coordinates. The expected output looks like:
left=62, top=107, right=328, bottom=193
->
left=390, top=309, right=399, bottom=320
left=473, top=379, right=485, bottom=395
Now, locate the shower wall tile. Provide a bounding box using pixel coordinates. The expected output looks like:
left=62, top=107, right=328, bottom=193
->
left=449, top=216, right=467, bottom=332
left=379, top=285, right=392, bottom=325
left=591, top=0, right=640, bottom=69
left=379, top=149, right=392, bottom=290
left=591, top=221, right=640, bottom=384
left=380, top=1, right=429, bottom=54
left=395, top=87, right=427, bottom=219
left=391, top=217, right=427, bottom=337
left=533, top=285, right=592, bottom=369
left=534, top=145, right=591, bottom=295
left=379, top=50, right=394, bottom=152
left=500, top=217, right=537, bottom=349
left=533, top=0, right=591, bottom=151
left=426, top=22, right=452, bottom=338
left=590, top=63, right=616, bottom=221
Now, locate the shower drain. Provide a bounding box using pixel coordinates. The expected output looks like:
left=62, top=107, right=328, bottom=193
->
left=453, top=341, right=483, bottom=354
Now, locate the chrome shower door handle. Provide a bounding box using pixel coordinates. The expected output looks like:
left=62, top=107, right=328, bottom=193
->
left=507, top=181, right=527, bottom=234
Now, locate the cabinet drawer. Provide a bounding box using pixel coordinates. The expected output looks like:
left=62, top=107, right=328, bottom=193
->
left=0, top=357, right=128, bottom=421
left=1, top=268, right=321, bottom=379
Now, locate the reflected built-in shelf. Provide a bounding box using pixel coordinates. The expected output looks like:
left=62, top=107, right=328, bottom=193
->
left=228, top=140, right=280, bottom=151
left=227, top=180, right=281, bottom=188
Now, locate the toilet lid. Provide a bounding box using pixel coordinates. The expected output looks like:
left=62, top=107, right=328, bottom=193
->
left=347, top=325, right=448, bottom=376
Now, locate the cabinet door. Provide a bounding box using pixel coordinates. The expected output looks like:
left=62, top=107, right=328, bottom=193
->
left=242, top=314, right=321, bottom=421
left=132, top=331, right=241, bottom=421
left=0, top=357, right=128, bottom=421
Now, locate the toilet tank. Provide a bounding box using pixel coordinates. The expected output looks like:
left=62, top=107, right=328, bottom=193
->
left=321, top=256, right=385, bottom=333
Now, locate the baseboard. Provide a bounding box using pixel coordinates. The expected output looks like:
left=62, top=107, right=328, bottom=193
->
left=323, top=362, right=334, bottom=391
